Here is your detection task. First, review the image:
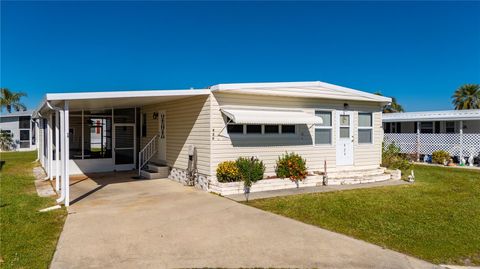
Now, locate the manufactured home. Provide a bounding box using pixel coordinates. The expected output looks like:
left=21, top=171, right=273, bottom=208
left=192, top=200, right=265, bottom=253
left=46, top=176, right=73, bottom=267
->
left=0, top=110, right=37, bottom=151
left=383, top=109, right=480, bottom=164
left=35, top=81, right=394, bottom=206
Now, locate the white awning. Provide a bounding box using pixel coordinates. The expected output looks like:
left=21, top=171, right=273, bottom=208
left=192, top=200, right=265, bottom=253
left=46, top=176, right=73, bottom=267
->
left=220, top=108, right=323, bottom=125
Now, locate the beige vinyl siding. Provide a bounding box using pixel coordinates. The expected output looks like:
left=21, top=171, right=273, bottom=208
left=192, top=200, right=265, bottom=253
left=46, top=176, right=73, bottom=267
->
left=210, top=92, right=383, bottom=178
left=141, top=95, right=211, bottom=176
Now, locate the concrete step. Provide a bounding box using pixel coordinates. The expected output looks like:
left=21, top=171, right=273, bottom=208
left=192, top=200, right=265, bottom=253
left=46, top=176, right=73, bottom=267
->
left=328, top=173, right=391, bottom=185
left=328, top=167, right=386, bottom=179
left=145, top=163, right=169, bottom=173
left=140, top=163, right=169, bottom=179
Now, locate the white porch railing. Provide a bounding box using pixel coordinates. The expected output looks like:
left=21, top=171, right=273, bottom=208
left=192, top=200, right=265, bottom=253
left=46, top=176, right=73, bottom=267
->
left=384, top=133, right=480, bottom=158
left=138, top=134, right=159, bottom=176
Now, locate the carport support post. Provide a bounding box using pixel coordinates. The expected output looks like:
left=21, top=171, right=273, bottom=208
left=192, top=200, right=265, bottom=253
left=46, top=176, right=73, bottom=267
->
left=416, top=121, right=420, bottom=161
left=459, top=120, right=464, bottom=165
left=48, top=113, right=53, bottom=180
left=56, top=108, right=66, bottom=204
left=55, top=110, right=60, bottom=192
left=64, top=101, right=70, bottom=207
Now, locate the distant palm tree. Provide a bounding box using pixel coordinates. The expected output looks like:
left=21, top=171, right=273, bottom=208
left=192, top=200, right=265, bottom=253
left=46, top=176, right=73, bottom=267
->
left=374, top=92, right=405, bottom=113
left=1, top=88, right=27, bottom=113
left=452, top=84, right=480, bottom=110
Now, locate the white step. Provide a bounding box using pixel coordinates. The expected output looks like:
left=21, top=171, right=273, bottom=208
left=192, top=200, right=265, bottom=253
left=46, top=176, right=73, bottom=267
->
left=145, top=163, right=169, bottom=173
left=328, top=173, right=391, bottom=185
left=328, top=167, right=386, bottom=179
left=140, top=164, right=169, bottom=179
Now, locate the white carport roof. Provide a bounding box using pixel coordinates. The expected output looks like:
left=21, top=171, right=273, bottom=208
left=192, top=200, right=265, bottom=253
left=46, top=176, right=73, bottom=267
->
left=221, top=107, right=323, bottom=125
left=383, top=109, right=480, bottom=122
left=210, top=81, right=391, bottom=104
left=36, top=89, right=210, bottom=115
left=35, top=81, right=390, bottom=116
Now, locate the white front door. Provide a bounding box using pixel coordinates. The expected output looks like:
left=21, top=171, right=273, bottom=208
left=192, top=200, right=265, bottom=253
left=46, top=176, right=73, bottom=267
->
left=113, top=124, right=136, bottom=170
left=158, top=111, right=166, bottom=163
left=336, top=111, right=354, bottom=166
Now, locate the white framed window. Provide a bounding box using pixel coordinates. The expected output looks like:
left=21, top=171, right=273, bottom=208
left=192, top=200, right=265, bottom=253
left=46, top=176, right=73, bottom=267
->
left=314, top=111, right=332, bottom=145
left=420, top=121, right=434, bottom=134
left=358, top=112, right=373, bottom=144
left=446, top=121, right=455, bottom=133
left=225, top=117, right=296, bottom=136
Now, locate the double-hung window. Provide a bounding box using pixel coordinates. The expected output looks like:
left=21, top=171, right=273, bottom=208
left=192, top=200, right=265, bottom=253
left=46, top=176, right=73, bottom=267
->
left=358, top=113, right=373, bottom=144
left=314, top=111, right=332, bottom=145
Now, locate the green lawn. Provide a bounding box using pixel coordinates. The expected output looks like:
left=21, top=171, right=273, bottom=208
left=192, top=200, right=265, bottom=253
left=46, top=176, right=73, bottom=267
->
left=0, top=151, right=66, bottom=269
left=246, top=165, right=480, bottom=265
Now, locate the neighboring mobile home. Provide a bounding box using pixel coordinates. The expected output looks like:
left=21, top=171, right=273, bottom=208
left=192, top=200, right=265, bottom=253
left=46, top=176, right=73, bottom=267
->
left=0, top=110, right=37, bottom=151
left=35, top=81, right=392, bottom=206
left=383, top=110, right=480, bottom=164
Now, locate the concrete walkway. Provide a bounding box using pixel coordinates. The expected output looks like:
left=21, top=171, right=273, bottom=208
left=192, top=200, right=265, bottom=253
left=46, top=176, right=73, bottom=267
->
left=51, top=174, right=438, bottom=269
left=227, top=179, right=409, bottom=201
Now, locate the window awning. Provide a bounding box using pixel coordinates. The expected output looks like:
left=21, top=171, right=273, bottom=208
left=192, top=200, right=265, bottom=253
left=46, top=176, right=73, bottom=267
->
left=220, top=108, right=323, bottom=125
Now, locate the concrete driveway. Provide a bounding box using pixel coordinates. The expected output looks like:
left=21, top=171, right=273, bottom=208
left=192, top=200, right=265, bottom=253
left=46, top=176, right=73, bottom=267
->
left=51, top=174, right=438, bottom=269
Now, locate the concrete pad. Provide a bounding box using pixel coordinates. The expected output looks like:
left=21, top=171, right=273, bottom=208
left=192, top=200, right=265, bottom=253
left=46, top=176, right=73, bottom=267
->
left=227, top=179, right=410, bottom=202
left=51, top=174, right=439, bottom=269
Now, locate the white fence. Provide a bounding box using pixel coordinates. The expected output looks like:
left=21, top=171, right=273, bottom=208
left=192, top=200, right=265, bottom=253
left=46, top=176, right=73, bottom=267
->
left=384, top=133, right=480, bottom=157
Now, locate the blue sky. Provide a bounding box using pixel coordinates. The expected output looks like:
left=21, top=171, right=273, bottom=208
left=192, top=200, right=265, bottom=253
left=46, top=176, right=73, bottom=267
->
left=1, top=1, right=479, bottom=111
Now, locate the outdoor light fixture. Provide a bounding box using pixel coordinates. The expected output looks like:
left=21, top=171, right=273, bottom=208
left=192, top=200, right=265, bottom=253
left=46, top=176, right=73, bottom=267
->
left=344, top=103, right=349, bottom=110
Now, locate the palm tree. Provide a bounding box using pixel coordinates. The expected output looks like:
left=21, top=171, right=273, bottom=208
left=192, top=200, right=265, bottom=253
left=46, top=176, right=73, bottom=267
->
left=374, top=92, right=405, bottom=113
left=1, top=88, right=27, bottom=113
left=452, top=84, right=480, bottom=110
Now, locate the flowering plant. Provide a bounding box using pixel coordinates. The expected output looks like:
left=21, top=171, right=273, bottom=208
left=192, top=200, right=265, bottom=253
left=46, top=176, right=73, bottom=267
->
left=216, top=161, right=241, bottom=182
left=275, top=152, right=308, bottom=182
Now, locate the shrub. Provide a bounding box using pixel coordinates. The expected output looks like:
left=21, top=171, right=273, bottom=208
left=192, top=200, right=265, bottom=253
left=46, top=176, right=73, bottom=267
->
left=382, top=142, right=412, bottom=171
left=275, top=152, right=308, bottom=182
left=236, top=156, right=265, bottom=188
left=216, top=161, right=241, bottom=183
left=432, top=150, right=450, bottom=165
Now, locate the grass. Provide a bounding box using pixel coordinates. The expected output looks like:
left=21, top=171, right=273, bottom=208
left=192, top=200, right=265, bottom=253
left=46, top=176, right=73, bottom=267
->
left=246, top=165, right=480, bottom=265
left=0, top=151, right=67, bottom=269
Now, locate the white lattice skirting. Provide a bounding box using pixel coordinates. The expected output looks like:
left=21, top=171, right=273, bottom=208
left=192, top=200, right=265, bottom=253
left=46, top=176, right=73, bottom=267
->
left=384, top=133, right=480, bottom=157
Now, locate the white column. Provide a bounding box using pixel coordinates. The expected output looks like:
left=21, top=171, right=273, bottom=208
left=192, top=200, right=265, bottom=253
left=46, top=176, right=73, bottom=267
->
left=459, top=120, right=464, bottom=164
left=35, top=119, right=40, bottom=160
left=55, top=110, right=60, bottom=192
left=64, top=101, right=70, bottom=207
left=81, top=110, right=84, bottom=159
left=48, top=113, right=53, bottom=180
left=416, top=121, right=420, bottom=161
left=56, top=109, right=66, bottom=204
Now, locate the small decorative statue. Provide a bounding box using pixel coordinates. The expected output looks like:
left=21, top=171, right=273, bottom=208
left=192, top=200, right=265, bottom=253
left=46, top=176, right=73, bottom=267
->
left=468, top=153, right=474, bottom=167
left=408, top=170, right=415, bottom=183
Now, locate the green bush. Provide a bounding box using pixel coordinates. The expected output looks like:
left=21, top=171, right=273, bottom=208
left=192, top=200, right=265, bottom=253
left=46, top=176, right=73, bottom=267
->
left=432, top=150, right=450, bottom=165
left=236, top=156, right=265, bottom=188
left=382, top=142, right=412, bottom=171
left=216, top=161, right=241, bottom=183
left=275, top=152, right=308, bottom=182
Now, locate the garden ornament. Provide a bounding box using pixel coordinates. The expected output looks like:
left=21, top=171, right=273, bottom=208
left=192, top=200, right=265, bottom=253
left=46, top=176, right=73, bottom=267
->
left=408, top=170, right=415, bottom=183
